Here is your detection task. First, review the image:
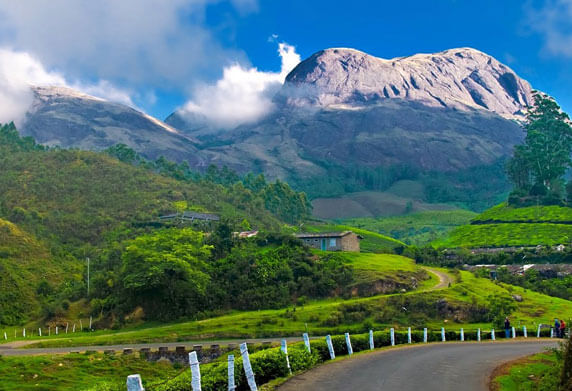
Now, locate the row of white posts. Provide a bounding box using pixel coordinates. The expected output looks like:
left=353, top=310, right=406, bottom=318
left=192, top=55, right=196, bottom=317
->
left=126, top=324, right=558, bottom=391
left=2, top=317, right=94, bottom=340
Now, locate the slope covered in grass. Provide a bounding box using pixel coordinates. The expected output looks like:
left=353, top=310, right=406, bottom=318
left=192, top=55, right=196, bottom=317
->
left=304, top=223, right=405, bottom=253
left=0, top=219, right=78, bottom=324
left=341, top=210, right=477, bottom=245
left=473, top=203, right=572, bottom=223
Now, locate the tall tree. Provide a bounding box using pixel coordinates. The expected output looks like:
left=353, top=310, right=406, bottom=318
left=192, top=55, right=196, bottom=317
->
left=507, top=92, right=572, bottom=196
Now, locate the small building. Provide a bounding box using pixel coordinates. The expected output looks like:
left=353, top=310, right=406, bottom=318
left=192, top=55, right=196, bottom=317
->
left=233, top=230, right=259, bottom=239
left=295, top=231, right=362, bottom=252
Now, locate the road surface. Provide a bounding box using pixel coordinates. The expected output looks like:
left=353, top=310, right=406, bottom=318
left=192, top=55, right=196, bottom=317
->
left=277, top=340, right=557, bottom=391
left=422, top=267, right=453, bottom=290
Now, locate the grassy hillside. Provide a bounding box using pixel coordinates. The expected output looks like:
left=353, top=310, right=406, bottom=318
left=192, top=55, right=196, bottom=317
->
left=341, top=210, right=477, bottom=245
left=436, top=203, right=572, bottom=248
left=303, top=223, right=405, bottom=253
left=18, top=268, right=572, bottom=349
left=0, top=219, right=78, bottom=324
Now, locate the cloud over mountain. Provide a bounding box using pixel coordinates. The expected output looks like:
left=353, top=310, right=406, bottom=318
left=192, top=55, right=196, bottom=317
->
left=179, top=42, right=301, bottom=128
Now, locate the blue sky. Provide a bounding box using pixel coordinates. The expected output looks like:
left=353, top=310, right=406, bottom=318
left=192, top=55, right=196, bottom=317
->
left=0, top=0, right=570, bottom=123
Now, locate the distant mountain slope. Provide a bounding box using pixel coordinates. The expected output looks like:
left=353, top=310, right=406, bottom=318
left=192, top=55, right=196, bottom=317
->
left=21, top=86, right=204, bottom=165
left=168, top=47, right=533, bottom=209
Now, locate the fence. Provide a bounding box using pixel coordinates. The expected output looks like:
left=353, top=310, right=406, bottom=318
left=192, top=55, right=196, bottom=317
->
left=125, top=325, right=562, bottom=391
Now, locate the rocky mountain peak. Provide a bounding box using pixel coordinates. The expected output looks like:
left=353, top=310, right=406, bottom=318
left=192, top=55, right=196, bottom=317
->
left=283, top=47, right=533, bottom=120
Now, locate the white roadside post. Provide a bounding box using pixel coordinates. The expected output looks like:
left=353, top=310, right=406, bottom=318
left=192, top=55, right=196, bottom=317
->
left=39, top=328, right=42, bottom=337
left=56, top=326, right=58, bottom=335
left=240, top=343, right=258, bottom=391
left=4, top=332, right=7, bottom=340
left=460, top=328, right=464, bottom=342
left=537, top=324, right=541, bottom=338
left=369, top=330, right=374, bottom=350
left=73, top=324, right=76, bottom=333
left=66, top=323, right=69, bottom=334
left=281, top=340, right=291, bottom=374
left=23, top=328, right=25, bottom=338
left=407, top=327, right=412, bottom=344
left=478, top=328, right=481, bottom=342
left=303, top=333, right=311, bottom=353
left=189, top=351, right=201, bottom=391
left=550, top=328, right=554, bottom=338
left=89, top=316, right=92, bottom=330
left=512, top=327, right=516, bottom=339
left=127, top=374, right=144, bottom=391
left=390, top=328, right=395, bottom=346
left=345, top=333, right=353, bottom=356
left=326, top=335, right=335, bottom=360
left=228, top=355, right=235, bottom=391
left=523, top=326, right=527, bottom=338
left=491, top=329, right=496, bottom=341
left=441, top=327, right=446, bottom=342
left=423, top=328, right=428, bottom=343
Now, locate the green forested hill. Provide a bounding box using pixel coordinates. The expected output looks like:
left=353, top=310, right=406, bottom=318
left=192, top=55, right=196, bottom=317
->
left=0, top=123, right=309, bottom=324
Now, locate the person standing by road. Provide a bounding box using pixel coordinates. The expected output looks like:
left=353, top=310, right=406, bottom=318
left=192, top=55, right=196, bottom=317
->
left=555, top=318, right=561, bottom=338
left=560, top=319, right=566, bottom=338
left=504, top=317, right=511, bottom=338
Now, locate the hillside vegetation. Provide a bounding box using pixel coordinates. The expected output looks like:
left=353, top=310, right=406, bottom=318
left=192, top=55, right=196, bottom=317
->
left=435, top=202, right=572, bottom=248
left=341, top=210, right=476, bottom=245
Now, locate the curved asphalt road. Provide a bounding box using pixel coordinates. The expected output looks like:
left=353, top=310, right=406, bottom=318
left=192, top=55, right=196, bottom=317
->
left=277, top=340, right=557, bottom=391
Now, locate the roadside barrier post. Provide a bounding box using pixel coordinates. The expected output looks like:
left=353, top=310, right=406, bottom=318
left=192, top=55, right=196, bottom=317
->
left=460, top=328, right=464, bottom=342
left=3, top=332, right=7, bottom=340
left=23, top=328, right=25, bottom=338
left=477, top=328, right=481, bottom=342
left=326, top=335, right=336, bottom=359
left=326, top=335, right=335, bottom=360
left=390, top=328, right=395, bottom=346
left=441, top=327, right=446, bottom=342
left=369, top=330, right=374, bottom=350
left=512, top=327, right=516, bottom=339
left=228, top=355, right=235, bottom=391
left=281, top=340, right=291, bottom=374
left=303, top=333, right=311, bottom=353
left=240, top=342, right=258, bottom=391
left=66, top=323, right=69, bottom=334
left=537, top=325, right=541, bottom=338
left=39, top=328, right=41, bottom=337
left=423, top=328, right=427, bottom=343
left=126, top=374, right=145, bottom=391
left=345, top=333, right=353, bottom=356
left=491, top=329, right=495, bottom=341
left=550, top=328, right=554, bottom=338
left=189, top=351, right=201, bottom=391
left=73, top=324, right=76, bottom=333
left=523, top=326, right=527, bottom=338
left=408, top=327, right=412, bottom=344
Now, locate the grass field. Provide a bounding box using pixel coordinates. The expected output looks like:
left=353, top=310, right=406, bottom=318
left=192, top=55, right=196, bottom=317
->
left=0, top=352, right=180, bottom=391
left=340, top=210, right=477, bottom=245
left=474, top=203, right=572, bottom=223
left=435, top=223, right=572, bottom=248
left=492, top=352, right=559, bottom=391
left=304, top=223, right=406, bottom=252
left=11, top=267, right=572, bottom=349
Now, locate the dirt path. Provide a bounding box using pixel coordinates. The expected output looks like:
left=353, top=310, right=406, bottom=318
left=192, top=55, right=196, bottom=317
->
left=422, top=266, right=454, bottom=290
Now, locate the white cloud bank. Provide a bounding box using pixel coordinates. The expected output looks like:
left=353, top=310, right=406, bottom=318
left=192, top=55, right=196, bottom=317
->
left=181, top=43, right=301, bottom=128
left=526, top=0, right=572, bottom=57
left=0, top=48, right=134, bottom=125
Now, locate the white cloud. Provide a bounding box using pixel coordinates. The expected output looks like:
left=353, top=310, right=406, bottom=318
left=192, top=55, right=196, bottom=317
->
left=0, top=48, right=134, bottom=125
left=0, top=1, right=252, bottom=90
left=525, top=0, right=572, bottom=57
left=181, top=42, right=301, bottom=128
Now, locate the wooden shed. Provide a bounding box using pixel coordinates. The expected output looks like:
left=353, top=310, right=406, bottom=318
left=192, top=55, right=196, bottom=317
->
left=295, top=231, right=362, bottom=252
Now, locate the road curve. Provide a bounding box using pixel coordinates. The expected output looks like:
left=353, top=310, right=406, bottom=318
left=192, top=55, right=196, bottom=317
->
left=277, top=340, right=557, bottom=391
left=422, top=267, right=453, bottom=290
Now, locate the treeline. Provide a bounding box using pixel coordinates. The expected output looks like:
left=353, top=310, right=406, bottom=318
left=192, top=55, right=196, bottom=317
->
left=89, top=227, right=354, bottom=323
left=506, top=92, right=572, bottom=207
left=105, top=144, right=311, bottom=224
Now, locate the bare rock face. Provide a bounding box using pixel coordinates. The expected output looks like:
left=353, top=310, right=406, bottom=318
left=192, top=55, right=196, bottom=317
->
left=282, top=47, right=533, bottom=120
left=20, top=86, right=204, bottom=165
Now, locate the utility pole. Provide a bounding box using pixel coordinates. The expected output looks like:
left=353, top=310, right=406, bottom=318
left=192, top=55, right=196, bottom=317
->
left=86, top=257, right=90, bottom=297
